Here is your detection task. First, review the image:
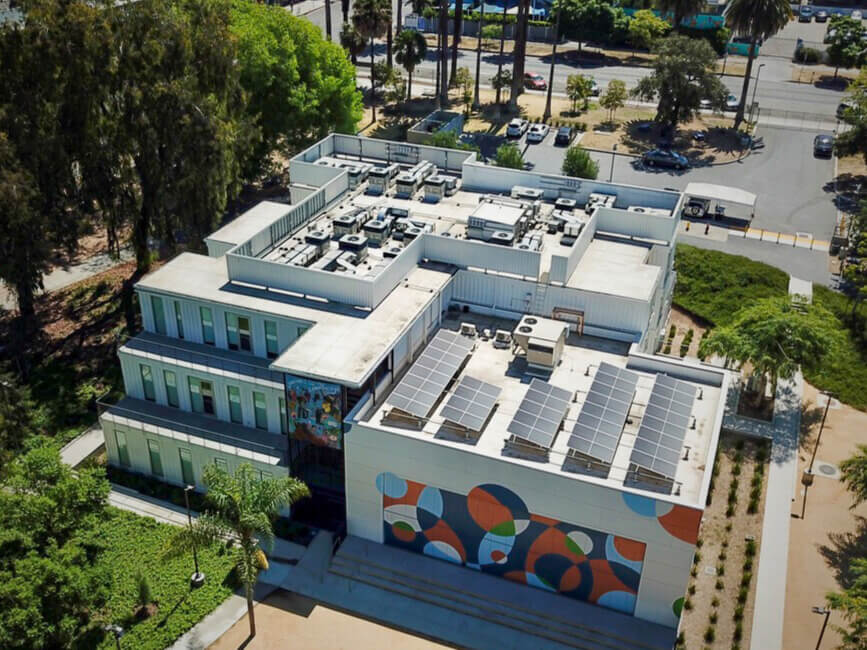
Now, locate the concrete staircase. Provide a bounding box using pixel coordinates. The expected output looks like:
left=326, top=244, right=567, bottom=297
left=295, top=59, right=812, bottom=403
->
left=329, top=537, right=675, bottom=650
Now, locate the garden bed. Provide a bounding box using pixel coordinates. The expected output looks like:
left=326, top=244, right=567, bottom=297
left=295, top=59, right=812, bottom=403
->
left=677, top=435, right=770, bottom=649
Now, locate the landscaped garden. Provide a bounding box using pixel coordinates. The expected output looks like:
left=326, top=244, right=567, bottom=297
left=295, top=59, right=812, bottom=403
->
left=677, top=436, right=770, bottom=649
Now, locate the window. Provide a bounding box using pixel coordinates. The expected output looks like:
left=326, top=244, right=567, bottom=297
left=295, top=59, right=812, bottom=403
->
left=147, top=439, right=163, bottom=477
left=188, top=377, right=215, bottom=415
left=174, top=301, right=184, bottom=339
left=226, top=313, right=251, bottom=352
left=279, top=397, right=288, bottom=435
left=164, top=370, right=179, bottom=408
left=214, top=457, right=229, bottom=474
left=200, top=306, right=215, bottom=345
left=296, top=326, right=307, bottom=340
left=227, top=385, right=243, bottom=424
left=253, top=468, right=273, bottom=482
left=115, top=429, right=130, bottom=467
left=151, top=296, right=167, bottom=335
left=265, top=321, right=279, bottom=359
left=140, top=364, right=156, bottom=401
left=253, top=392, right=268, bottom=430
left=179, top=448, right=195, bottom=486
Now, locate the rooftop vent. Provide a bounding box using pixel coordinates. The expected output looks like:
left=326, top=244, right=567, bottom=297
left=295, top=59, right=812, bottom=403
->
left=525, top=317, right=538, bottom=325
left=518, top=325, right=533, bottom=334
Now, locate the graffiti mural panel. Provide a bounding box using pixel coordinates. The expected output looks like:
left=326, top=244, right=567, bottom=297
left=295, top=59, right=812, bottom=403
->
left=375, top=473, right=646, bottom=615
left=285, top=375, right=343, bottom=449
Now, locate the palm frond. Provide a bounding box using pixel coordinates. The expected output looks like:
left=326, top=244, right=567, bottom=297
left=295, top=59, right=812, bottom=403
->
left=161, top=512, right=229, bottom=561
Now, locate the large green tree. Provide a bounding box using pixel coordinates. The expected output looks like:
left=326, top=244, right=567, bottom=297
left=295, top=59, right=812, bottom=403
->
left=559, top=0, right=615, bottom=53
left=836, top=70, right=867, bottom=162
left=562, top=145, right=599, bottom=179
left=655, top=0, right=704, bottom=29
left=0, top=367, right=38, bottom=474
left=627, top=8, right=670, bottom=53
left=353, top=0, right=392, bottom=122
left=827, top=557, right=867, bottom=650
left=166, top=463, right=309, bottom=639
left=0, top=446, right=111, bottom=649
left=395, top=28, right=427, bottom=100
left=494, top=142, right=524, bottom=169
left=699, top=297, right=845, bottom=404
left=231, top=2, right=361, bottom=176
left=840, top=444, right=867, bottom=507
left=724, top=0, right=791, bottom=127
left=632, top=35, right=727, bottom=131
left=826, top=16, right=867, bottom=80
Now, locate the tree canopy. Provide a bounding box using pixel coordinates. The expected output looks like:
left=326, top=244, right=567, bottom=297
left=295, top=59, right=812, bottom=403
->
left=562, top=145, right=599, bottom=179
left=600, top=79, right=628, bottom=122
left=394, top=28, right=427, bottom=99
left=835, top=69, right=867, bottom=162
left=627, top=9, right=670, bottom=51
left=840, top=444, right=867, bottom=508
left=826, top=16, right=867, bottom=79
left=826, top=557, right=867, bottom=650
left=566, top=73, right=594, bottom=112
left=559, top=0, right=616, bottom=50
left=494, top=142, right=524, bottom=169
left=632, top=35, right=727, bottom=129
left=699, top=296, right=845, bottom=399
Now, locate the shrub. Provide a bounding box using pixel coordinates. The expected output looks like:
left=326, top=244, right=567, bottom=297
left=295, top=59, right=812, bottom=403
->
left=684, top=597, right=693, bottom=610
left=795, top=46, right=822, bottom=64
left=691, top=566, right=698, bottom=577
left=725, top=522, right=733, bottom=532
left=717, top=564, right=725, bottom=576
left=561, top=145, right=599, bottom=179
left=710, top=611, right=718, bottom=624
left=745, top=540, right=757, bottom=557
left=494, top=143, right=524, bottom=169
left=663, top=344, right=672, bottom=354
left=694, top=551, right=702, bottom=564
left=136, top=571, right=152, bottom=610
left=696, top=538, right=704, bottom=548
left=734, top=451, right=744, bottom=464
left=750, top=486, right=761, bottom=500
left=741, top=571, right=753, bottom=587
left=731, top=477, right=740, bottom=491
left=704, top=626, right=716, bottom=643
left=728, top=491, right=738, bottom=506
left=743, top=558, right=753, bottom=572
left=747, top=499, right=759, bottom=514
left=738, top=587, right=749, bottom=604
left=676, top=632, right=685, bottom=648
left=719, top=550, right=727, bottom=561
left=669, top=324, right=677, bottom=338
left=756, top=448, right=768, bottom=463
left=689, top=584, right=696, bottom=595
left=732, top=463, right=741, bottom=476
left=726, top=505, right=735, bottom=517
left=722, top=539, right=729, bottom=549
left=752, top=474, right=762, bottom=488
left=711, top=596, right=720, bottom=607
left=734, top=621, right=743, bottom=641
left=734, top=605, right=744, bottom=621
left=715, top=579, right=724, bottom=590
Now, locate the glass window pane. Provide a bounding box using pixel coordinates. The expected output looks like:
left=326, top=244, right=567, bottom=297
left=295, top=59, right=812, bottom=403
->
left=115, top=430, right=130, bottom=467
left=147, top=439, right=163, bottom=476
left=227, top=385, right=243, bottom=423
left=253, top=392, right=267, bottom=430
left=179, top=448, right=194, bottom=486
left=226, top=313, right=239, bottom=350
left=164, top=370, right=179, bottom=408
left=151, top=296, right=167, bottom=335
left=200, top=307, right=215, bottom=345
left=265, top=321, right=278, bottom=359
left=238, top=316, right=251, bottom=352
left=279, top=397, right=288, bottom=434
left=188, top=377, right=204, bottom=414
left=140, top=364, right=155, bottom=401
left=175, top=301, right=184, bottom=339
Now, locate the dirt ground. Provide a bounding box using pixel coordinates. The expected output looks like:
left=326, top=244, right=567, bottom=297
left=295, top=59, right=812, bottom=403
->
left=783, top=383, right=867, bottom=650
left=679, top=435, right=770, bottom=650
left=660, top=307, right=709, bottom=359
left=791, top=65, right=858, bottom=85
left=208, top=590, right=450, bottom=650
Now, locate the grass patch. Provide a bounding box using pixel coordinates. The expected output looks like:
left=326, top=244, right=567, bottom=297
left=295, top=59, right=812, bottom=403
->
left=91, top=508, right=236, bottom=649
left=673, top=244, right=867, bottom=410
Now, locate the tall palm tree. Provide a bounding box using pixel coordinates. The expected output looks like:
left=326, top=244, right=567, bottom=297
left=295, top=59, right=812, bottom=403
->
left=395, top=28, right=427, bottom=99
left=509, top=0, right=530, bottom=110
left=725, top=0, right=791, bottom=128
left=450, top=0, right=464, bottom=85
left=341, top=21, right=367, bottom=64
left=542, top=0, right=562, bottom=122
left=438, top=0, right=449, bottom=106
left=165, top=464, right=310, bottom=639
left=387, top=0, right=394, bottom=67
left=354, top=0, right=393, bottom=122
left=655, top=0, right=704, bottom=30
left=472, top=0, right=486, bottom=109
left=495, top=0, right=507, bottom=105
left=325, top=0, right=333, bottom=40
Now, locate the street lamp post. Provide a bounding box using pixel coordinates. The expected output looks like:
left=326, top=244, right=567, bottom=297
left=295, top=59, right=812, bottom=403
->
left=609, top=144, right=617, bottom=183
left=750, top=63, right=766, bottom=111
left=184, top=485, right=205, bottom=588
left=801, top=392, right=834, bottom=519
left=104, top=624, right=124, bottom=650
left=812, top=606, right=831, bottom=650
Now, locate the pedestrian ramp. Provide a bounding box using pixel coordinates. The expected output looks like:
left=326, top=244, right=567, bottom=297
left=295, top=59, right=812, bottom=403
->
left=329, top=535, right=676, bottom=650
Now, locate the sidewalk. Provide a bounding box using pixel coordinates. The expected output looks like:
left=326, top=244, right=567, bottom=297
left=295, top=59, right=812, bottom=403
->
left=59, top=423, right=104, bottom=467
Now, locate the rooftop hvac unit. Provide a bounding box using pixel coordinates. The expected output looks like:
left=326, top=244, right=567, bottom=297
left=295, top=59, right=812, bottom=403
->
left=627, top=205, right=672, bottom=217
left=424, top=175, right=447, bottom=203
left=555, top=198, right=577, bottom=212
left=333, top=214, right=358, bottom=237
left=493, top=330, right=512, bottom=349
left=362, top=219, right=390, bottom=245
left=512, top=315, right=568, bottom=371
left=338, top=233, right=369, bottom=262
left=564, top=221, right=583, bottom=238
left=305, top=230, right=330, bottom=254
left=490, top=231, right=515, bottom=246
left=404, top=226, right=423, bottom=240
left=511, top=186, right=544, bottom=201
left=287, top=244, right=320, bottom=267
left=517, top=234, right=542, bottom=251
left=383, top=246, right=403, bottom=258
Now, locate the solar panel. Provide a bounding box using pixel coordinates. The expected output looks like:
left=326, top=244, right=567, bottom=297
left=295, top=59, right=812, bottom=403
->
left=507, top=378, right=572, bottom=449
left=440, top=375, right=502, bottom=432
left=630, top=374, right=698, bottom=480
left=388, top=330, right=474, bottom=418
left=568, top=362, right=639, bottom=464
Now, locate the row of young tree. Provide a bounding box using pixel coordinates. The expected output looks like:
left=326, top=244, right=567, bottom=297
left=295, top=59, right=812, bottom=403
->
left=0, top=0, right=361, bottom=345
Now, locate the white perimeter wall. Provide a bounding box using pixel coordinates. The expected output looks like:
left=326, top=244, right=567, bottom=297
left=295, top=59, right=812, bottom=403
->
left=344, top=423, right=700, bottom=628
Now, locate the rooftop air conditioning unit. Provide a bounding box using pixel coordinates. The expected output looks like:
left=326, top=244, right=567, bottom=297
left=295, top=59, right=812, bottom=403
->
left=460, top=322, right=477, bottom=338
left=555, top=198, right=577, bottom=212
left=490, top=231, right=515, bottom=246
left=493, top=330, right=512, bottom=349
left=383, top=246, right=403, bottom=258
left=333, top=214, right=358, bottom=237
left=404, top=226, right=423, bottom=240
left=362, top=219, right=390, bottom=246
left=338, top=233, right=369, bottom=262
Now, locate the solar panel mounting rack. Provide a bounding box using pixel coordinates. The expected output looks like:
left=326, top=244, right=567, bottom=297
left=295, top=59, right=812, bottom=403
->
left=440, top=375, right=502, bottom=433
left=507, top=378, right=573, bottom=449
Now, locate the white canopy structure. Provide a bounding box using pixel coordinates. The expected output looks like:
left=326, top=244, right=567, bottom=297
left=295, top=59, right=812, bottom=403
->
left=684, top=182, right=757, bottom=210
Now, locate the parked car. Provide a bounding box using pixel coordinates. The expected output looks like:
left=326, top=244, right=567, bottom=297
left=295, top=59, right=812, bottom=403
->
left=837, top=102, right=852, bottom=119
left=526, top=123, right=550, bottom=143
left=815, top=9, right=828, bottom=22
left=725, top=94, right=740, bottom=111
left=506, top=118, right=529, bottom=138
left=813, top=133, right=834, bottom=157
left=554, top=126, right=573, bottom=146
left=524, top=72, right=547, bottom=90
left=642, top=149, right=690, bottom=170
left=590, top=79, right=600, bottom=96
left=853, top=9, right=863, bottom=20
left=799, top=5, right=813, bottom=21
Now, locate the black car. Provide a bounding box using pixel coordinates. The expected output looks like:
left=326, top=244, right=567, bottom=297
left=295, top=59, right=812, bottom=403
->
left=642, top=149, right=690, bottom=170
left=555, top=126, right=573, bottom=146
left=814, top=134, right=834, bottom=157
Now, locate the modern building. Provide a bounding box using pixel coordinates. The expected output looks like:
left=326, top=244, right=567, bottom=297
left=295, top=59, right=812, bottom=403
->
left=99, top=133, right=729, bottom=635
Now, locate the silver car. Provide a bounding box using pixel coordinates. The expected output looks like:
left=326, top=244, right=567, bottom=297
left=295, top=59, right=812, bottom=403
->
left=506, top=118, right=528, bottom=138
left=526, top=123, right=549, bottom=143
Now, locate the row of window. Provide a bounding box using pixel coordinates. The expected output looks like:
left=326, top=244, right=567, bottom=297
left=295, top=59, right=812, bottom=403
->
left=150, top=295, right=296, bottom=360
left=139, top=363, right=288, bottom=433
left=114, top=430, right=272, bottom=485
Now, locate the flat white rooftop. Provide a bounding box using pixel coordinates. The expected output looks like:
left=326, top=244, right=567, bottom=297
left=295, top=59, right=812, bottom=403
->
left=364, top=315, right=722, bottom=507
left=568, top=239, right=661, bottom=302
left=136, top=252, right=452, bottom=387
left=206, top=201, right=289, bottom=248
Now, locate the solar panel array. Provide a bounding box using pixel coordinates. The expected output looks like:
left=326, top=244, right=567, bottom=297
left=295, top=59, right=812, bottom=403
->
left=507, top=378, right=573, bottom=449
left=389, top=330, right=474, bottom=418
left=630, top=374, right=698, bottom=480
left=567, top=362, right=640, bottom=464
left=440, top=375, right=502, bottom=432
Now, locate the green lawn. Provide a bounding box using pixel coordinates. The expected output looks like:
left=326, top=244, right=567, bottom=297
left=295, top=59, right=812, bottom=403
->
left=674, top=244, right=867, bottom=410
left=90, top=508, right=237, bottom=650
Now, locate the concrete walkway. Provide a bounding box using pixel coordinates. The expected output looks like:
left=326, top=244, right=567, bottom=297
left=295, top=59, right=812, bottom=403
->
left=59, top=424, right=105, bottom=468
left=748, top=372, right=803, bottom=650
